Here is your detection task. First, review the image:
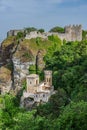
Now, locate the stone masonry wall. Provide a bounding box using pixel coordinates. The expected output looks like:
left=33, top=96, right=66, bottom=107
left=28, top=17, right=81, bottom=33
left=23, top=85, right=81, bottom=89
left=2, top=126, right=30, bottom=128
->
left=7, top=25, right=82, bottom=42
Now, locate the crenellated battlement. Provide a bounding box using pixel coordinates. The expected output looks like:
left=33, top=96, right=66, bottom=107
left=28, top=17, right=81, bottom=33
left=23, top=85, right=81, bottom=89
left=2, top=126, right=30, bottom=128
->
left=7, top=29, right=24, bottom=37
left=7, top=24, right=82, bottom=42
left=64, top=24, right=82, bottom=41
left=65, top=24, right=82, bottom=33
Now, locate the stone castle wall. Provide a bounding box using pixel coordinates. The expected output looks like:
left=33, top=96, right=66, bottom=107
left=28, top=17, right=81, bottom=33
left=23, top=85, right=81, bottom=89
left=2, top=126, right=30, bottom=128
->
left=64, top=25, right=82, bottom=41
left=25, top=25, right=82, bottom=41
left=7, top=25, right=82, bottom=42
left=7, top=29, right=24, bottom=37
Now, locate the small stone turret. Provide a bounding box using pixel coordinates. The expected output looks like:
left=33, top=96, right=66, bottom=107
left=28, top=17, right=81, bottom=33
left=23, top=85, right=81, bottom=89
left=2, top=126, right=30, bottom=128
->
left=7, top=29, right=24, bottom=37
left=65, top=25, right=72, bottom=34
left=21, top=70, right=55, bottom=107
left=26, top=74, right=39, bottom=93
left=65, top=24, right=82, bottom=41
left=44, top=70, right=52, bottom=86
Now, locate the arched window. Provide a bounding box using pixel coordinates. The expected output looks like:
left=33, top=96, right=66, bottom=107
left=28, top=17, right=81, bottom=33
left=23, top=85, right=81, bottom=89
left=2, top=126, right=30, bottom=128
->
left=43, top=94, right=45, bottom=97
left=30, top=81, right=32, bottom=84
left=36, top=80, right=38, bottom=85
left=47, top=78, right=48, bottom=82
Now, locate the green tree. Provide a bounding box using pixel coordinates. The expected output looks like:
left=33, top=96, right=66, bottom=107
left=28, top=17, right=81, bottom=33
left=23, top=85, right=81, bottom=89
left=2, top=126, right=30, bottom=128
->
left=36, top=37, right=41, bottom=45
left=44, top=40, right=87, bottom=98
left=82, top=30, right=87, bottom=40
left=29, top=65, right=36, bottom=74
left=55, top=101, right=87, bottom=130
left=49, top=26, right=64, bottom=33
left=49, top=88, right=69, bottom=117
left=37, top=88, right=69, bottom=118
left=38, top=29, right=45, bottom=33
left=44, top=35, right=62, bottom=69
left=16, top=32, right=24, bottom=39
left=1, top=94, right=19, bottom=129
left=25, top=27, right=37, bottom=33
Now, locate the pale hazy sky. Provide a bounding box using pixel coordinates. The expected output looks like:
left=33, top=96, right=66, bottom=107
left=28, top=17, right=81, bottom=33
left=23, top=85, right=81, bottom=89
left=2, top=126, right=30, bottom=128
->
left=0, top=0, right=87, bottom=42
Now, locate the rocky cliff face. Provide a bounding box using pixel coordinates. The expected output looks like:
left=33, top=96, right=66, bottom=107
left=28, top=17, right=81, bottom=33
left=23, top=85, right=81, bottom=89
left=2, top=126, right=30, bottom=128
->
left=0, top=37, right=48, bottom=95
left=0, top=38, right=32, bottom=94
left=0, top=37, right=15, bottom=94
left=0, top=66, right=12, bottom=94
left=12, top=57, right=35, bottom=89
left=36, top=50, right=45, bottom=71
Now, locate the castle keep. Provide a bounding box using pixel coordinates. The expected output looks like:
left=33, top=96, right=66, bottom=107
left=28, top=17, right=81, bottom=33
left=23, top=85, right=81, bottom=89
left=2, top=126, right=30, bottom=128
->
left=22, top=70, right=54, bottom=104
left=7, top=25, right=82, bottom=42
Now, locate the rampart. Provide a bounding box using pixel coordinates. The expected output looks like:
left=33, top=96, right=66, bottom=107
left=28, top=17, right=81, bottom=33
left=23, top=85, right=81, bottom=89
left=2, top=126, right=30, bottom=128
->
left=7, top=29, right=24, bottom=37
left=7, top=25, right=82, bottom=42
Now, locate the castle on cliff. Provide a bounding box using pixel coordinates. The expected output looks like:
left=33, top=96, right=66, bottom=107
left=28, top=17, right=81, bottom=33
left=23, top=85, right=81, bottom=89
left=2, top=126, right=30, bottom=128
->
left=7, top=25, right=82, bottom=42
left=21, top=70, right=55, bottom=107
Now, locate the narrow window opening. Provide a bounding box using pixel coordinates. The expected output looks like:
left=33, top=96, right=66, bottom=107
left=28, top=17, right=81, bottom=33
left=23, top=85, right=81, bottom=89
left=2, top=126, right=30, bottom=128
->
left=43, top=94, right=45, bottom=97
left=36, top=80, right=38, bottom=85
left=30, top=81, right=32, bottom=84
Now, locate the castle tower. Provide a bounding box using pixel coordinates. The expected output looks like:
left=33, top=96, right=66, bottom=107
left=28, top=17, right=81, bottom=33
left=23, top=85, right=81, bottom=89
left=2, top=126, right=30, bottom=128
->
left=26, top=74, right=39, bottom=93
left=65, top=25, right=72, bottom=34
left=71, top=25, right=82, bottom=41
left=64, top=24, right=82, bottom=41
left=44, top=70, right=52, bottom=86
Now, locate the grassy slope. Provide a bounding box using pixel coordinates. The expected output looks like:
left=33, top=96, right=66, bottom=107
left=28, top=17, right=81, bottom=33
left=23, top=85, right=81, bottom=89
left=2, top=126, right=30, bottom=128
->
left=20, top=38, right=52, bottom=55
left=0, top=66, right=11, bottom=83
left=1, top=36, right=15, bottom=48
left=2, top=36, right=52, bottom=55
left=0, top=37, right=52, bottom=80
left=13, top=38, right=53, bottom=62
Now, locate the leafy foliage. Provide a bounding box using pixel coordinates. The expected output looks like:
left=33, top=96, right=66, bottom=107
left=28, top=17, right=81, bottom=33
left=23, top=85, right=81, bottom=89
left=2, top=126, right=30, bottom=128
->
left=44, top=41, right=87, bottom=101
left=16, top=32, right=24, bottom=39
left=49, top=26, right=64, bottom=33
left=82, top=30, right=87, bottom=40
left=0, top=94, right=19, bottom=129
left=36, top=37, right=41, bottom=45
left=37, top=88, right=69, bottom=118
left=38, top=29, right=45, bottom=33
left=29, top=65, right=36, bottom=74
left=44, top=35, right=62, bottom=68
left=0, top=38, right=87, bottom=129
left=55, top=101, right=87, bottom=130
left=25, top=27, right=37, bottom=33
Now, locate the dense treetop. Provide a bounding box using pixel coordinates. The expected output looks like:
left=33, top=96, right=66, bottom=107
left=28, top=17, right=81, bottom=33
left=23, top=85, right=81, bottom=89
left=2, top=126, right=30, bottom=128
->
left=0, top=33, right=87, bottom=129
left=49, top=26, right=65, bottom=33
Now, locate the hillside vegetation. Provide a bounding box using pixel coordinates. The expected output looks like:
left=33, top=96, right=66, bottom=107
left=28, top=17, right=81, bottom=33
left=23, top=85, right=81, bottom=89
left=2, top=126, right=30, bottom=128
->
left=1, top=36, right=53, bottom=60
left=1, top=36, right=15, bottom=48
left=0, top=33, right=87, bottom=129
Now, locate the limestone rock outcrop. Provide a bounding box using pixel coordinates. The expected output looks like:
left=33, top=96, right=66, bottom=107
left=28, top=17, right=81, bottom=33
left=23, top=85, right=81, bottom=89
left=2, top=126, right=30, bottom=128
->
left=12, top=57, right=35, bottom=88
left=36, top=50, right=45, bottom=71
left=0, top=37, right=38, bottom=94
left=0, top=66, right=12, bottom=94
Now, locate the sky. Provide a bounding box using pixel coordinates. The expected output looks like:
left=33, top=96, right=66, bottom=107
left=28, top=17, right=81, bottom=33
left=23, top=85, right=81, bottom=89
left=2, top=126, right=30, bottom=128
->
left=0, top=0, right=87, bottom=43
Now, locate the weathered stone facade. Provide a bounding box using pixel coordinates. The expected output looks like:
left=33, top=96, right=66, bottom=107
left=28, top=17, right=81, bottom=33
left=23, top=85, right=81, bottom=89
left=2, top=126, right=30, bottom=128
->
left=7, top=29, right=24, bottom=37
left=7, top=25, right=82, bottom=42
left=21, top=70, right=55, bottom=107
left=12, top=57, right=35, bottom=89
left=0, top=37, right=36, bottom=95
left=36, top=50, right=45, bottom=71
left=25, top=25, right=82, bottom=42
left=0, top=66, right=12, bottom=94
